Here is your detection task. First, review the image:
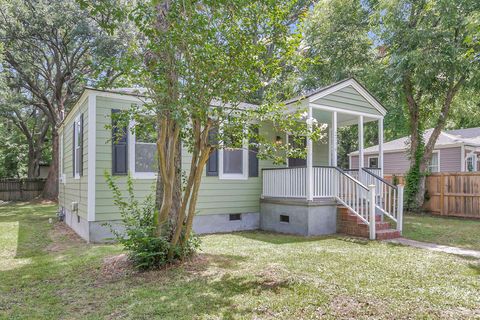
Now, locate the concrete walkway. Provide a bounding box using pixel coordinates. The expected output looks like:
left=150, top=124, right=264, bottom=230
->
left=385, top=238, right=480, bottom=259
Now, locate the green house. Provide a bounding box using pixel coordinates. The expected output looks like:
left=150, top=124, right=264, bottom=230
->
left=58, top=78, right=404, bottom=242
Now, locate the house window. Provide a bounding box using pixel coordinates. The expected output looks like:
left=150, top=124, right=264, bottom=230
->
left=73, top=115, right=82, bottom=178
left=428, top=152, right=440, bottom=173
left=368, top=157, right=379, bottom=168
left=130, top=118, right=157, bottom=178
left=219, top=130, right=248, bottom=180
left=466, top=154, right=477, bottom=172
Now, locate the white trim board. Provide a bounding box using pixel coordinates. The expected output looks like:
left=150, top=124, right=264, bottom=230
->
left=87, top=94, right=96, bottom=222
left=307, top=79, right=387, bottom=116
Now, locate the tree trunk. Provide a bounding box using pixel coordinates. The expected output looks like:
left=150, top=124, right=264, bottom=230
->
left=155, top=140, right=182, bottom=231
left=26, top=144, right=42, bottom=178
left=43, top=127, right=59, bottom=199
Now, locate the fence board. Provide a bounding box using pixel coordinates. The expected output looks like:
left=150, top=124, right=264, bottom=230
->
left=0, top=179, right=46, bottom=201
left=385, top=172, right=480, bottom=219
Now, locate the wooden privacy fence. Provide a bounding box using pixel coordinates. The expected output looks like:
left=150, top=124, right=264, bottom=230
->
left=0, top=179, right=46, bottom=201
left=385, top=172, right=480, bottom=219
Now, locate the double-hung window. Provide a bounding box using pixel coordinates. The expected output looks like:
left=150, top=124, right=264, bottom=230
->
left=130, top=117, right=157, bottom=178
left=219, top=128, right=248, bottom=180
left=428, top=151, right=440, bottom=173
left=467, top=154, right=477, bottom=172
left=73, top=115, right=83, bottom=178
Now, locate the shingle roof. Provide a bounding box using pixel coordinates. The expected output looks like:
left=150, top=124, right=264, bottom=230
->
left=349, top=127, right=480, bottom=155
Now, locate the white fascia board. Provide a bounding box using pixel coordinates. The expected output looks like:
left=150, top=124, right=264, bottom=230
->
left=307, top=78, right=387, bottom=116
left=310, top=103, right=383, bottom=119
left=87, top=93, right=97, bottom=222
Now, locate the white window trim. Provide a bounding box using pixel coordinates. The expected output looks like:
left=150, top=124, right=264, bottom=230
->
left=428, top=150, right=440, bottom=173
left=73, top=114, right=81, bottom=180
left=128, top=120, right=158, bottom=179
left=218, top=146, right=249, bottom=180
left=59, top=132, right=66, bottom=184
left=466, top=153, right=477, bottom=172
left=367, top=156, right=379, bottom=169
left=218, top=126, right=249, bottom=180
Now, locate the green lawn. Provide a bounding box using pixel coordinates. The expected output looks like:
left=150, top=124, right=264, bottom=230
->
left=403, top=213, right=480, bottom=251
left=1, top=203, right=479, bottom=319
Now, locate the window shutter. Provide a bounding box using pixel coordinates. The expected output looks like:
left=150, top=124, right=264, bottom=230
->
left=206, top=128, right=218, bottom=176
left=72, top=122, right=75, bottom=177
left=111, top=109, right=128, bottom=175
left=248, top=127, right=259, bottom=177
left=79, top=113, right=84, bottom=176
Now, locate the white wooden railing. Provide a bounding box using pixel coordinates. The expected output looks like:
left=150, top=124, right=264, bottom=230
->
left=360, top=168, right=404, bottom=232
left=261, top=166, right=405, bottom=239
left=262, top=167, right=306, bottom=198
left=262, top=166, right=378, bottom=239
left=334, top=168, right=377, bottom=239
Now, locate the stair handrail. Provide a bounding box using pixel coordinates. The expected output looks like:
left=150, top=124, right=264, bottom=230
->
left=333, top=167, right=376, bottom=239
left=361, top=167, right=403, bottom=233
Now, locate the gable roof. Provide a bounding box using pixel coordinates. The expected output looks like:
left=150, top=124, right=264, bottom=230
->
left=349, top=127, right=480, bottom=156
left=284, top=77, right=387, bottom=116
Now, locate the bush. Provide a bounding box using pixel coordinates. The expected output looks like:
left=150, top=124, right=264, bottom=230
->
left=104, top=173, right=200, bottom=270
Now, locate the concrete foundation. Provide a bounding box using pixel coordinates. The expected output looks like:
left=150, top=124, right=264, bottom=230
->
left=260, top=198, right=337, bottom=236
left=193, top=212, right=259, bottom=234
left=61, top=206, right=260, bottom=243
left=62, top=198, right=339, bottom=242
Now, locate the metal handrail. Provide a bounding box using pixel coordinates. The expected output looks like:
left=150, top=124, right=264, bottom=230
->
left=361, top=167, right=396, bottom=189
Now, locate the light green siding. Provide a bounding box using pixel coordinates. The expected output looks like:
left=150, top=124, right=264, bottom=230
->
left=93, top=95, right=285, bottom=220
left=92, top=94, right=332, bottom=221
left=313, top=85, right=382, bottom=116
left=58, top=99, right=89, bottom=219
left=95, top=96, right=155, bottom=221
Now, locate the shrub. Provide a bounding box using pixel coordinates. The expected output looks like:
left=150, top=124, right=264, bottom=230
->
left=104, top=173, right=200, bottom=270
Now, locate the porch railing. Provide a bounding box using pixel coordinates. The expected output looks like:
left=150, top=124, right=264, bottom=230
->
left=262, top=167, right=306, bottom=198
left=261, top=166, right=404, bottom=239
left=360, top=168, right=403, bottom=232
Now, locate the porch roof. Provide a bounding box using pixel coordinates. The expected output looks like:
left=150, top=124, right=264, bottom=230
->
left=285, top=78, right=387, bottom=119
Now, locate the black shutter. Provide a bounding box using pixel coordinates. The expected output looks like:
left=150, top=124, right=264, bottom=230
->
left=112, top=109, right=128, bottom=175
left=72, top=122, right=75, bottom=177
left=248, top=127, right=259, bottom=177
left=206, top=128, right=218, bottom=176
left=79, top=113, right=84, bottom=176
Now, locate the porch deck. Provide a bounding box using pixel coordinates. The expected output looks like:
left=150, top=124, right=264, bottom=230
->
left=260, top=166, right=404, bottom=240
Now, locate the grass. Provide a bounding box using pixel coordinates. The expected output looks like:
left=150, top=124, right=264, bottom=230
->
left=403, top=213, right=480, bottom=251
left=0, top=203, right=479, bottom=319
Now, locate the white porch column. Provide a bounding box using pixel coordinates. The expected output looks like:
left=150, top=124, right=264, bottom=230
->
left=306, top=105, right=314, bottom=201
left=331, top=111, right=338, bottom=167
left=358, top=115, right=364, bottom=169
left=378, top=118, right=384, bottom=177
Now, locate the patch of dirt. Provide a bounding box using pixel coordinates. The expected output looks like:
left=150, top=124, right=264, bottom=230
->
left=101, top=253, right=134, bottom=281
left=45, top=222, right=85, bottom=253
left=329, top=295, right=386, bottom=319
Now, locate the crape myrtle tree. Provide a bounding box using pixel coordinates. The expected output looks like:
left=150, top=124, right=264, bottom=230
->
left=0, top=0, right=132, bottom=198
left=371, top=0, right=480, bottom=210
left=89, top=0, right=324, bottom=261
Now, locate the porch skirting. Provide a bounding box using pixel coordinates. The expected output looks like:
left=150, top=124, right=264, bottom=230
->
left=260, top=198, right=337, bottom=236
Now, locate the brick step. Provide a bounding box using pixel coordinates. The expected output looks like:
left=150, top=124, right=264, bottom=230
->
left=337, top=206, right=401, bottom=240
left=338, top=220, right=391, bottom=231
left=375, top=229, right=401, bottom=240
left=340, top=212, right=382, bottom=224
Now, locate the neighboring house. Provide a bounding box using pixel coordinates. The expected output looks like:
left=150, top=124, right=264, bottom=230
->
left=349, top=128, right=480, bottom=175
left=58, top=78, right=403, bottom=242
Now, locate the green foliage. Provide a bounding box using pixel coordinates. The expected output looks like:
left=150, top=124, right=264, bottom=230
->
left=0, top=121, right=27, bottom=178
left=404, top=137, right=424, bottom=212
left=104, top=172, right=200, bottom=269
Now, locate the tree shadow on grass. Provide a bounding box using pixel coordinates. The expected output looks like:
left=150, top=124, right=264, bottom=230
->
left=235, top=230, right=338, bottom=245
left=0, top=202, right=57, bottom=259
left=104, top=259, right=296, bottom=319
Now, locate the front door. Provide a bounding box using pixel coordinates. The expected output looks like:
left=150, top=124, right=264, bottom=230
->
left=288, top=135, right=307, bottom=167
